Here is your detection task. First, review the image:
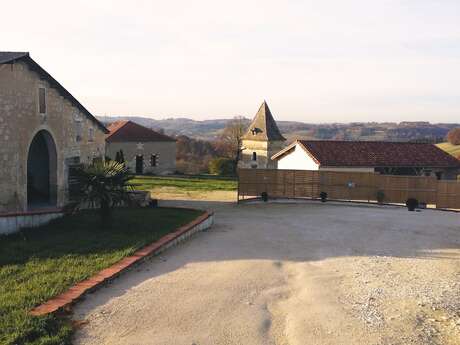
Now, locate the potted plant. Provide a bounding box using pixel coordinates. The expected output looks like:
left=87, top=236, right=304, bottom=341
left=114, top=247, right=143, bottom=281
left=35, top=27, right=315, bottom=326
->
left=406, top=198, right=419, bottom=211
left=376, top=190, right=385, bottom=204
left=261, top=192, right=268, bottom=202
left=320, top=191, right=328, bottom=202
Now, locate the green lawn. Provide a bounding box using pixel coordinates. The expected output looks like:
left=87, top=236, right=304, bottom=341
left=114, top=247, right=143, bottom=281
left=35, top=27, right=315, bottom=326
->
left=436, top=142, right=460, bottom=158
left=0, top=207, right=203, bottom=345
left=131, top=175, right=237, bottom=192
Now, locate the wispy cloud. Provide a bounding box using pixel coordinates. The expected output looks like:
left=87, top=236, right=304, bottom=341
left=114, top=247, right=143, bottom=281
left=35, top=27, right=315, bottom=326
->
left=1, top=0, right=459, bottom=122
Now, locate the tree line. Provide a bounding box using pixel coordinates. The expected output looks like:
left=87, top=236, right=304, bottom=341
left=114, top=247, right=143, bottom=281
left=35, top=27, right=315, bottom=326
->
left=176, top=117, right=245, bottom=175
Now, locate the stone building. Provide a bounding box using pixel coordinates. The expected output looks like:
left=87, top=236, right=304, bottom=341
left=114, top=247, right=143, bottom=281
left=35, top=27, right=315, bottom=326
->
left=0, top=52, right=108, bottom=214
left=106, top=120, right=176, bottom=175
left=239, top=101, right=286, bottom=169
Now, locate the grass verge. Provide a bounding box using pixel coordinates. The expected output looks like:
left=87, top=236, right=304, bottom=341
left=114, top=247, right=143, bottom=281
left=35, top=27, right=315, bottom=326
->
left=0, top=207, right=203, bottom=345
left=131, top=175, right=237, bottom=192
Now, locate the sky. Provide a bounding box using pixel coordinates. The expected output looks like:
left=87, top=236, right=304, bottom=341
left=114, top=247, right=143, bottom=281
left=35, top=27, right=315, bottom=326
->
left=2, top=0, right=460, bottom=123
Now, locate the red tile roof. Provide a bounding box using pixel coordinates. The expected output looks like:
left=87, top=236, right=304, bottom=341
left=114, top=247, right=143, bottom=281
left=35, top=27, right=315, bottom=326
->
left=106, top=120, right=175, bottom=142
left=273, top=140, right=460, bottom=168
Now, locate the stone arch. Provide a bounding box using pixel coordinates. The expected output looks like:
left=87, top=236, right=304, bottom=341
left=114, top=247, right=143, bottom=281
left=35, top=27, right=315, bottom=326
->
left=27, top=130, right=57, bottom=208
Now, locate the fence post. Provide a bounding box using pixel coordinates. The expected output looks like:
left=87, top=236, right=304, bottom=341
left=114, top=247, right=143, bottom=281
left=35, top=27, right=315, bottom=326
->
left=237, top=169, right=240, bottom=203
left=293, top=170, right=296, bottom=198
left=283, top=170, right=286, bottom=197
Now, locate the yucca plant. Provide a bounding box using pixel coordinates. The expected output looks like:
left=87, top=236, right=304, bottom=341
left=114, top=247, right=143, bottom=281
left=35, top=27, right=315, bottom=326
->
left=75, top=160, right=134, bottom=226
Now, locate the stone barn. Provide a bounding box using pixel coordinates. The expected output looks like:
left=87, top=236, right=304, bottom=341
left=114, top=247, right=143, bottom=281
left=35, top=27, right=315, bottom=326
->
left=0, top=51, right=108, bottom=216
left=106, top=120, right=176, bottom=175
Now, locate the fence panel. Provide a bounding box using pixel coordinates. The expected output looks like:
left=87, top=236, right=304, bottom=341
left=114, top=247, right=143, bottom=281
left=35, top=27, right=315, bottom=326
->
left=294, top=170, right=320, bottom=198
left=320, top=171, right=376, bottom=201
left=375, top=175, right=437, bottom=204
left=437, top=181, right=460, bottom=209
left=238, top=169, right=459, bottom=209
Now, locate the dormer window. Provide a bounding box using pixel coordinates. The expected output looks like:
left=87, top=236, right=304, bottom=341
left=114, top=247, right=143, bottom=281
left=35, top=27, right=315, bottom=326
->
left=38, top=88, right=46, bottom=114
left=251, top=127, right=262, bottom=135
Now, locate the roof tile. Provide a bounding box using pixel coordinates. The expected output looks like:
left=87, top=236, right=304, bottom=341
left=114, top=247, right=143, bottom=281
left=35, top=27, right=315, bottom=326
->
left=276, top=140, right=460, bottom=168
left=0, top=51, right=29, bottom=64
left=106, top=120, right=176, bottom=142
left=242, top=101, right=285, bottom=141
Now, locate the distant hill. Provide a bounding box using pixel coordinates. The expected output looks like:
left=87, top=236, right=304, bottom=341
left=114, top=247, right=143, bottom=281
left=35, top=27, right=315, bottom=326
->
left=98, top=115, right=460, bottom=143
left=436, top=142, right=460, bottom=158
left=99, top=116, right=233, bottom=140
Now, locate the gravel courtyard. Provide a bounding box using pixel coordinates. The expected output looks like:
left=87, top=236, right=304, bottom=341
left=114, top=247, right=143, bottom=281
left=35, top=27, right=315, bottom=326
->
left=73, top=201, right=460, bottom=345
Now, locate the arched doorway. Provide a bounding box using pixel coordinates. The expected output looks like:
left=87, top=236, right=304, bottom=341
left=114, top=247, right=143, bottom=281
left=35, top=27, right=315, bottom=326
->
left=27, top=130, right=57, bottom=208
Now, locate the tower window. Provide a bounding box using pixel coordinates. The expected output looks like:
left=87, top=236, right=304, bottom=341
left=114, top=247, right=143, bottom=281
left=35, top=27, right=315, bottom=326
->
left=38, top=88, right=46, bottom=114
left=252, top=152, right=257, bottom=161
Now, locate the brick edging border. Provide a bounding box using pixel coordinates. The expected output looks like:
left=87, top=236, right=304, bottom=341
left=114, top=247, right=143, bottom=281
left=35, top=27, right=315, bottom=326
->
left=30, top=210, right=214, bottom=316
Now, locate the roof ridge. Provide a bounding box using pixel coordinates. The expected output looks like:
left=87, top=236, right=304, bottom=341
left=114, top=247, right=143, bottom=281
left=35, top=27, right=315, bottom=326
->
left=0, top=52, right=108, bottom=133
left=299, top=139, right=435, bottom=144
left=0, top=51, right=29, bottom=64
left=273, top=140, right=460, bottom=168
left=106, top=120, right=176, bottom=142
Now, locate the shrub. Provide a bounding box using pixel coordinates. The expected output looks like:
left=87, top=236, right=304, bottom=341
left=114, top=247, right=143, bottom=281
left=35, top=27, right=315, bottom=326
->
left=446, top=128, right=460, bottom=145
left=208, top=157, right=235, bottom=176
left=376, top=190, right=385, bottom=204
left=115, top=149, right=125, bottom=163
left=406, top=198, right=419, bottom=211
left=75, top=160, right=134, bottom=226
left=320, top=191, right=328, bottom=202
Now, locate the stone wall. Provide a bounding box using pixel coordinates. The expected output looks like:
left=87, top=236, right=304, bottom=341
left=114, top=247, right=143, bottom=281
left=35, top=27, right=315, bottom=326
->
left=240, top=140, right=285, bottom=169
left=0, top=210, right=63, bottom=235
left=106, top=141, right=176, bottom=175
left=0, top=61, right=106, bottom=213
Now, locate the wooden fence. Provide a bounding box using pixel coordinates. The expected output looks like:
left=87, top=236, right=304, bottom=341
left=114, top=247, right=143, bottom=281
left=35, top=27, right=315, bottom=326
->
left=238, top=169, right=460, bottom=210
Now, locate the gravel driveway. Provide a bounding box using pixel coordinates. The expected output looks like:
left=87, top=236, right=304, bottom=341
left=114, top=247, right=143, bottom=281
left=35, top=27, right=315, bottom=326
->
left=73, top=201, right=460, bottom=345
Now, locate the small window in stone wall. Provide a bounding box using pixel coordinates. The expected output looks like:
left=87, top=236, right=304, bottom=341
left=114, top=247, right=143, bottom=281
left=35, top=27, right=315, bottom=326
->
left=75, top=121, right=83, bottom=142
left=252, top=152, right=257, bottom=161
left=38, top=88, right=46, bottom=114
left=150, top=154, right=158, bottom=167
left=88, top=127, right=94, bottom=142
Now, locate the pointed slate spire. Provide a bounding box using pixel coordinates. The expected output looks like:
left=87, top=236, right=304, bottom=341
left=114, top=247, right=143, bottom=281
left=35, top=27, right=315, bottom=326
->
left=242, top=101, right=286, bottom=141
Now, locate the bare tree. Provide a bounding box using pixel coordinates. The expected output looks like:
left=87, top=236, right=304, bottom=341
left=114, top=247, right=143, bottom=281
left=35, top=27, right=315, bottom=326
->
left=447, top=127, right=460, bottom=145
left=217, top=116, right=247, bottom=171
